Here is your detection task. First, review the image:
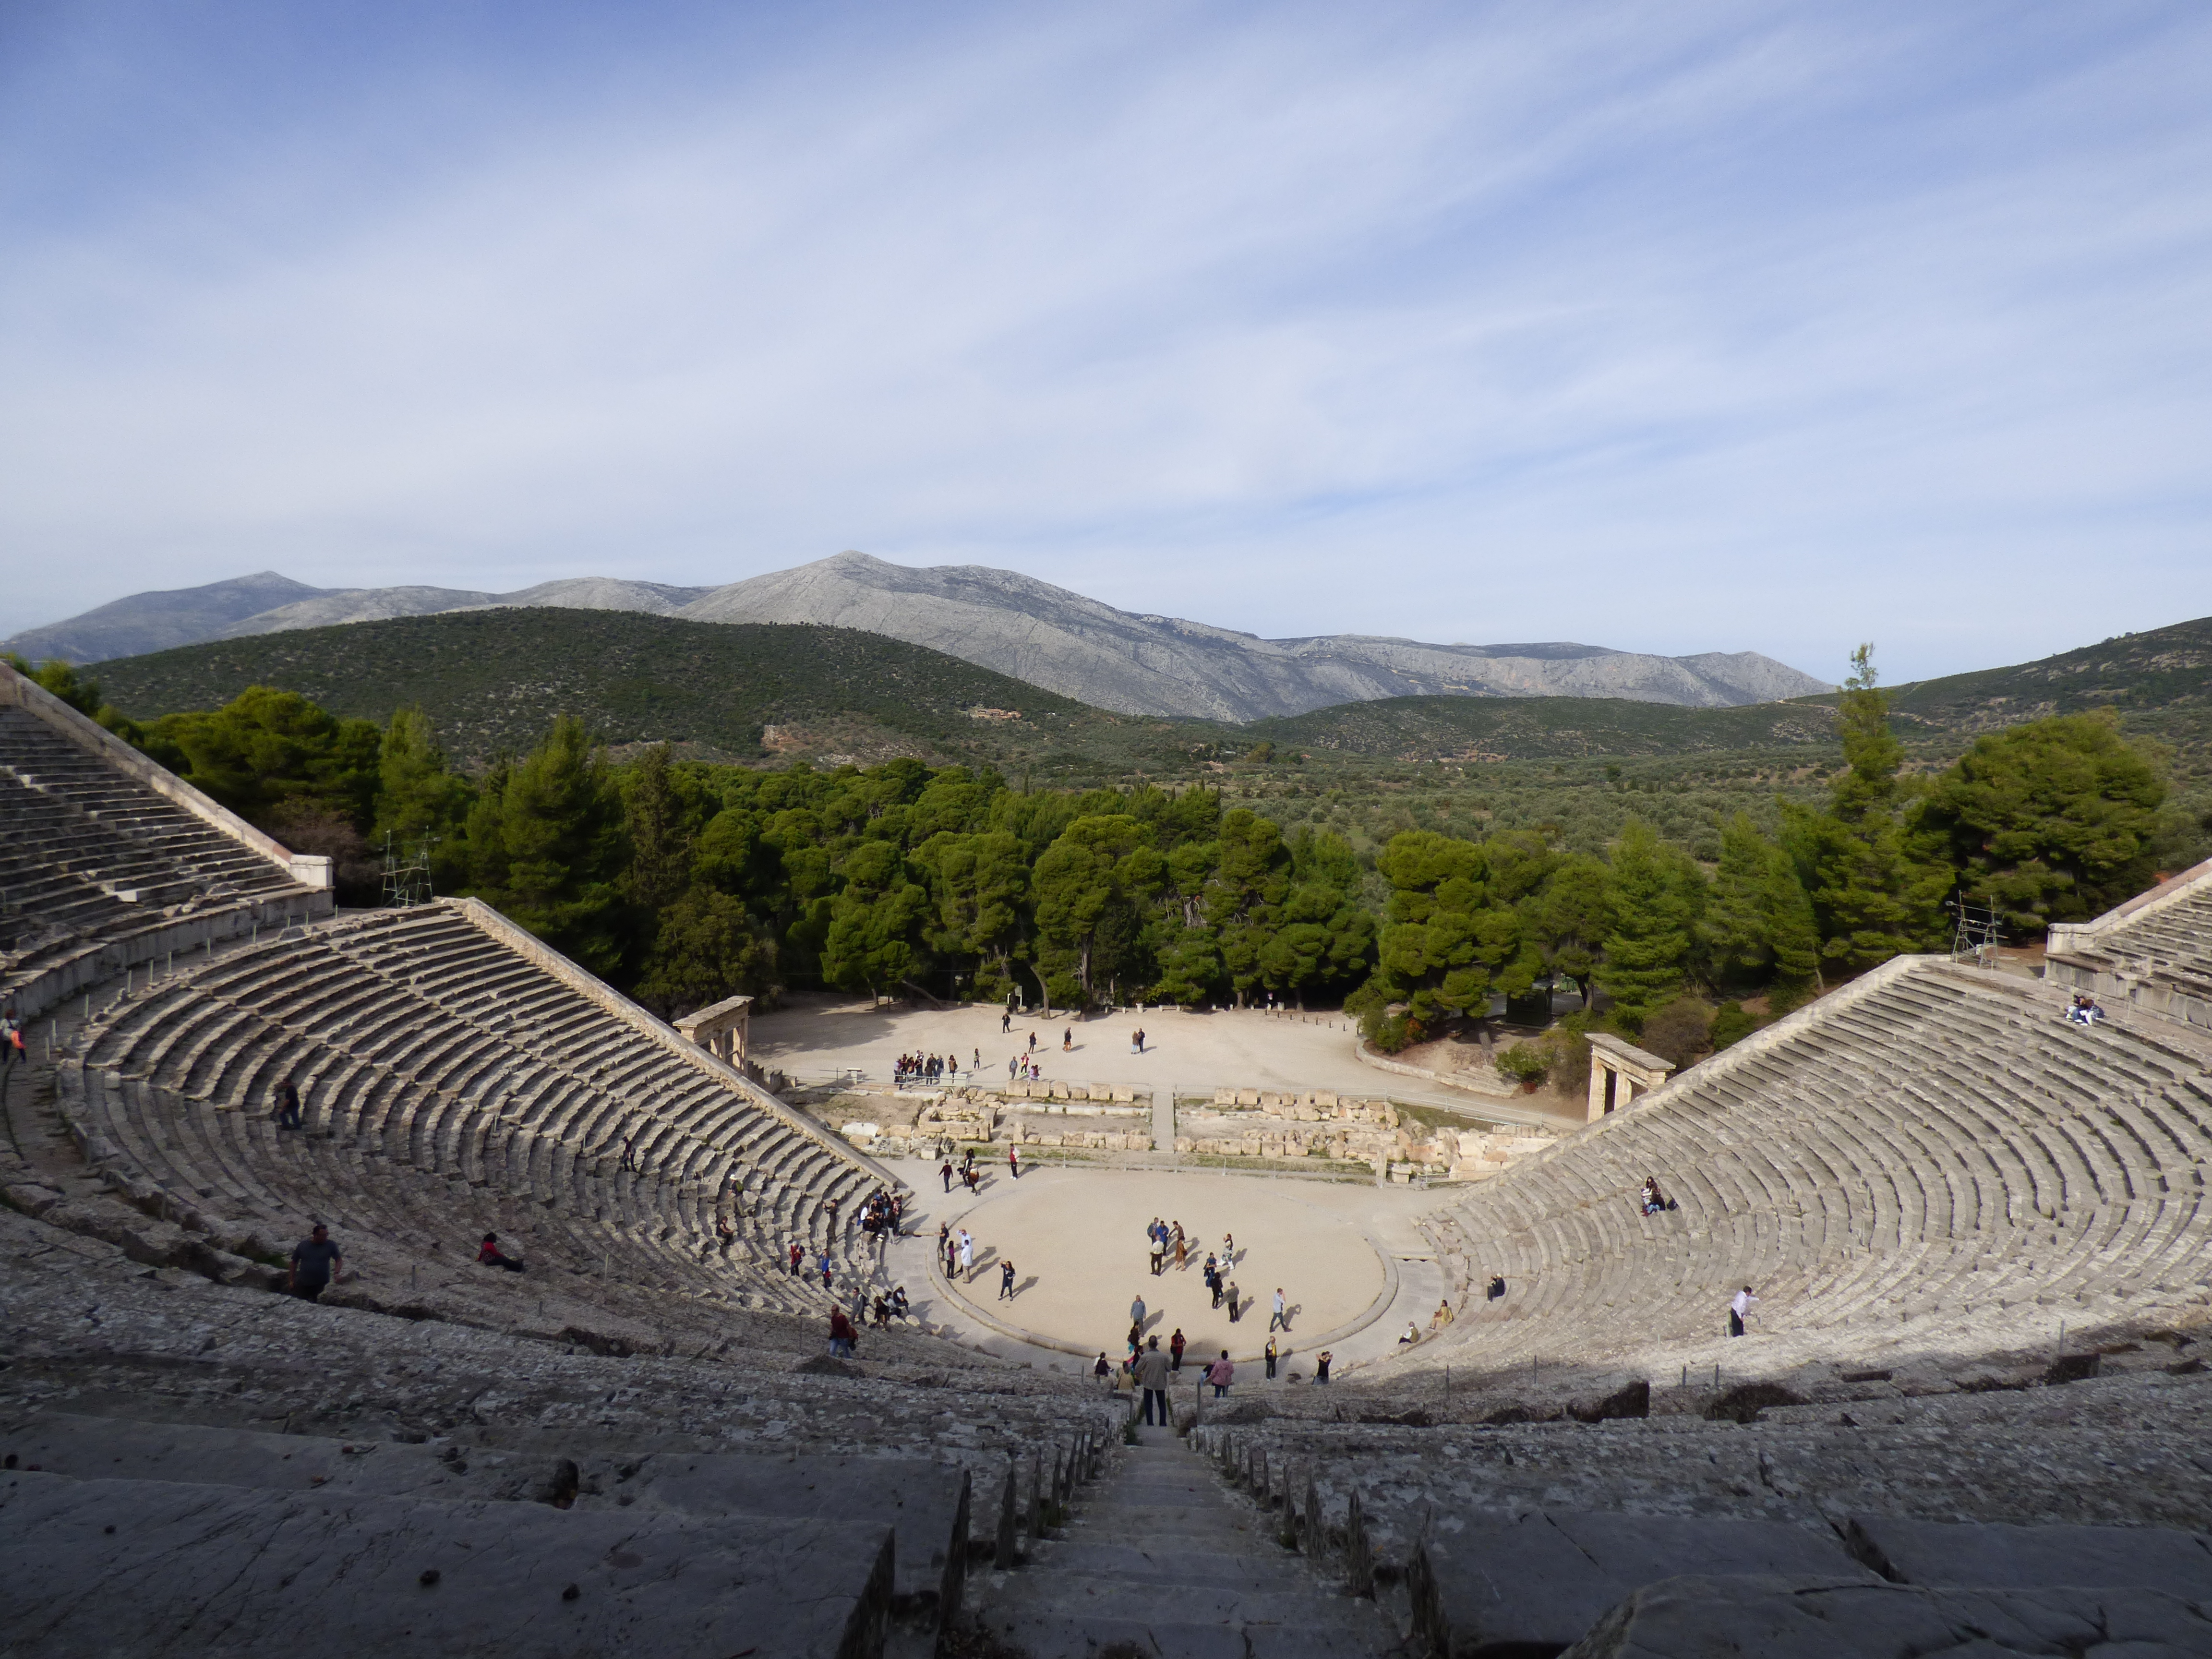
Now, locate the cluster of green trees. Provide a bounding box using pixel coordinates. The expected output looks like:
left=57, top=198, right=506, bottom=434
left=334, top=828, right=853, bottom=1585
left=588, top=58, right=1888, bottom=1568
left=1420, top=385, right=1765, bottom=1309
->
left=9, top=649, right=2187, bottom=1063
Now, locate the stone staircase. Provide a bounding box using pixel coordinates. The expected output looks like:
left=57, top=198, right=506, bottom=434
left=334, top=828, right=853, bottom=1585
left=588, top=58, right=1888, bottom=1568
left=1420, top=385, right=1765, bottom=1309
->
left=969, top=1421, right=1403, bottom=1659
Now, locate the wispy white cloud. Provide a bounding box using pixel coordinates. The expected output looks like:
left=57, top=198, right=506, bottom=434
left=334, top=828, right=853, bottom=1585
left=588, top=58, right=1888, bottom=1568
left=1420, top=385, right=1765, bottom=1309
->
left=1, top=0, right=2208, bottom=680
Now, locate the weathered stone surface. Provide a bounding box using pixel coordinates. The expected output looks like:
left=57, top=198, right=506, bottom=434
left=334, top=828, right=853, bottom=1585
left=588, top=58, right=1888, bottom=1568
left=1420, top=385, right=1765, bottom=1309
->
left=1409, top=1511, right=1871, bottom=1657
left=1558, top=1573, right=2212, bottom=1659
left=0, top=1410, right=973, bottom=1621
left=1847, top=1515, right=2212, bottom=1599
left=0, top=1469, right=893, bottom=1659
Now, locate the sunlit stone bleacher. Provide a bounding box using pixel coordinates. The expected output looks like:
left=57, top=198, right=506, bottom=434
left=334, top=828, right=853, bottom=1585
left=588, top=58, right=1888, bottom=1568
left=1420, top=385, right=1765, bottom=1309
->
left=60, top=898, right=904, bottom=1335
left=0, top=669, right=331, bottom=1018
left=2049, top=857, right=2212, bottom=1034
left=1393, top=956, right=2212, bottom=1382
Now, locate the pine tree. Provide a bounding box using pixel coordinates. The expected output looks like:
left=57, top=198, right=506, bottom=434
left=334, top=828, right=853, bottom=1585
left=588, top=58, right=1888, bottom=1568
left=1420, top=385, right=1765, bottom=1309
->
left=1705, top=812, right=1821, bottom=994
left=1783, top=645, right=1948, bottom=974
left=1910, top=711, right=2165, bottom=931
left=469, top=716, right=627, bottom=975
left=372, top=707, right=472, bottom=887
left=1595, top=820, right=1705, bottom=1029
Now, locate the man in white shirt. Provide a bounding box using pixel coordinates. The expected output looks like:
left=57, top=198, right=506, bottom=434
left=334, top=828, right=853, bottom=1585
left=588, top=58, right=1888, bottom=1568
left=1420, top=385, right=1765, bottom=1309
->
left=1729, top=1285, right=1757, bottom=1337
left=1269, top=1288, right=1287, bottom=1331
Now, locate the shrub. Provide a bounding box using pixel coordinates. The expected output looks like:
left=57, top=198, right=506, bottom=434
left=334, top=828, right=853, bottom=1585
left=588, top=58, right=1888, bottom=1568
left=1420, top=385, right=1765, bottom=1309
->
left=1639, top=995, right=1716, bottom=1068
left=1539, top=1015, right=1594, bottom=1095
left=1494, top=1042, right=1549, bottom=1084
left=1708, top=1001, right=1760, bottom=1053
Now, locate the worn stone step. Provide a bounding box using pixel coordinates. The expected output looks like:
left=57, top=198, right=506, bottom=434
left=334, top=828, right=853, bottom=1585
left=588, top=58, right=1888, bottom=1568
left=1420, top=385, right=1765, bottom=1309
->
left=1037, top=1540, right=1307, bottom=1590
left=986, top=1611, right=1399, bottom=1659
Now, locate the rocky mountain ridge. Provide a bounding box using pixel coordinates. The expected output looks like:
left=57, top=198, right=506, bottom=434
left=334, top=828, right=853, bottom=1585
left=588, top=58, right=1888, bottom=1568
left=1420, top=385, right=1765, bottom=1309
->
left=6, top=552, right=1829, bottom=721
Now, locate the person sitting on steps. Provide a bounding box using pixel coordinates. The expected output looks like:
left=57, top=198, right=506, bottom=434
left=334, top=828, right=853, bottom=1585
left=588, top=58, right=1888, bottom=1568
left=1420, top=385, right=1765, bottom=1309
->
left=477, top=1232, right=525, bottom=1272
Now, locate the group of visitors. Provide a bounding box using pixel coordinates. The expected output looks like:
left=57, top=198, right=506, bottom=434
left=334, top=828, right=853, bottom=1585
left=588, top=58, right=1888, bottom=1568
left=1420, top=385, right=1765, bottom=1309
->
left=1007, top=1052, right=1046, bottom=1083
left=1202, top=1253, right=1240, bottom=1319
left=867, top=1286, right=911, bottom=1328
left=859, top=1187, right=904, bottom=1244
left=2064, top=994, right=2107, bottom=1026
left=787, top=1238, right=836, bottom=1288
left=1128, top=1027, right=1147, bottom=1055
left=941, top=1224, right=976, bottom=1281
left=1144, top=1216, right=1189, bottom=1274
left=894, top=1052, right=963, bottom=1084
left=939, top=1148, right=989, bottom=1193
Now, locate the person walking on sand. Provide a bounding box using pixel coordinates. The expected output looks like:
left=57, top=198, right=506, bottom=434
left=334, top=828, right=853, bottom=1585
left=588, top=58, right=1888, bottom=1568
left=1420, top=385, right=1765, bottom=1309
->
left=940, top=1157, right=954, bottom=1193
left=959, top=1229, right=976, bottom=1282
left=999, top=1259, right=1017, bottom=1300
left=1130, top=1292, right=1146, bottom=1332
left=1008, top=1145, right=1021, bottom=1181
left=1170, top=1327, right=1186, bottom=1372
left=1173, top=1223, right=1187, bottom=1270
left=1062, top=1026, right=1072, bottom=1052
left=1729, top=1285, right=1757, bottom=1337
left=1135, top=1336, right=1173, bottom=1427
left=1269, top=1287, right=1286, bottom=1331
left=1206, top=1351, right=1234, bottom=1398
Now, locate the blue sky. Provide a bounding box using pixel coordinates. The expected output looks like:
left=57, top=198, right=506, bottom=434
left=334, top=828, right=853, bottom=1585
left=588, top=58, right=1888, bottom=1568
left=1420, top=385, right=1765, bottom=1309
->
left=2, top=1, right=2208, bottom=683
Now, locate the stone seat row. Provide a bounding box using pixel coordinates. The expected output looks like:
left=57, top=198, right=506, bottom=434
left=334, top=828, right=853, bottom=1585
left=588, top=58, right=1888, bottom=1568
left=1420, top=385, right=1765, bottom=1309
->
left=83, top=917, right=851, bottom=1209
left=1419, top=961, right=2212, bottom=1369
left=84, top=1042, right=885, bottom=1309
left=68, top=906, right=892, bottom=1315
left=0, top=712, right=300, bottom=895
left=70, top=1062, right=878, bottom=1327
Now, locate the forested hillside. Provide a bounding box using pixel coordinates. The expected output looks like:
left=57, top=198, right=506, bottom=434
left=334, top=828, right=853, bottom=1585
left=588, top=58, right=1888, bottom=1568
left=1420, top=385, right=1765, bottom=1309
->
left=13, top=649, right=2200, bottom=1080
left=1244, top=693, right=1841, bottom=758
left=85, top=608, right=1215, bottom=777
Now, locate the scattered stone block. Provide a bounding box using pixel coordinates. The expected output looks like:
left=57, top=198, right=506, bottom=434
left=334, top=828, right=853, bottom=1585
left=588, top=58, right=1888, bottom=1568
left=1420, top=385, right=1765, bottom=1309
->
left=1560, top=1574, right=2212, bottom=1659
left=1846, top=1515, right=2212, bottom=1599
left=1410, top=1511, right=1870, bottom=1656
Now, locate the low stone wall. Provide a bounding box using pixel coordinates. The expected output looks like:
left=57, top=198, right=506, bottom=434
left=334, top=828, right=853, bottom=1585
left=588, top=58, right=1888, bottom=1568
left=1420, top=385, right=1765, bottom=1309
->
left=1173, top=1105, right=1556, bottom=1182
left=15, top=898, right=320, bottom=1028
left=1353, top=1042, right=1517, bottom=1098
left=817, top=1085, right=1153, bottom=1158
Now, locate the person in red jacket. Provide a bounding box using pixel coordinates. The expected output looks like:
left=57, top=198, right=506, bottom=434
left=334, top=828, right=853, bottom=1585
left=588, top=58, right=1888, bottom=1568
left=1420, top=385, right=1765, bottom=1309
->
left=828, top=1306, right=859, bottom=1359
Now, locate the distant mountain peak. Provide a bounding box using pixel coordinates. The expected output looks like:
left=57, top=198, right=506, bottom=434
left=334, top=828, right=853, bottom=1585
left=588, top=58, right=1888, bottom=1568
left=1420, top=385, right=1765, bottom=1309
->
left=7, top=553, right=1833, bottom=721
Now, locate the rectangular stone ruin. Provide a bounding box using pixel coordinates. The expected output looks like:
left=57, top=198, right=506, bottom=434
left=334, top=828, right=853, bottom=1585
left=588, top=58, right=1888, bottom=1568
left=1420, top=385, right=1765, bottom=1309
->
left=1585, top=1032, right=1675, bottom=1123
left=674, top=992, right=753, bottom=1068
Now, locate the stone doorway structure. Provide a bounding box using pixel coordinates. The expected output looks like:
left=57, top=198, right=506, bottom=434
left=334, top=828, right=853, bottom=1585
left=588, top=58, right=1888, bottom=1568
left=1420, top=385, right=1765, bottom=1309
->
left=675, top=993, right=752, bottom=1068
left=1586, top=1033, right=1674, bottom=1123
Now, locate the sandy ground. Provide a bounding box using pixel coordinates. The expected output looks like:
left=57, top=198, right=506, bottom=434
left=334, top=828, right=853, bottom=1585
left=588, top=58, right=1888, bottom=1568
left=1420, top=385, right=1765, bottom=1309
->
left=867, top=1155, right=1460, bottom=1381
left=752, top=997, right=1582, bottom=1129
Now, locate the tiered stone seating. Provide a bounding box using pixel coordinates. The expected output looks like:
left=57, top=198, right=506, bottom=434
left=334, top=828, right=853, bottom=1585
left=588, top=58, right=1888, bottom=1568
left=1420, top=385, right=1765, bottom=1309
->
left=1192, top=1359, right=2212, bottom=1604
left=2048, top=858, right=2212, bottom=1033
left=0, top=1198, right=1122, bottom=1653
left=1406, top=957, right=2212, bottom=1378
left=0, top=697, right=324, bottom=1013
left=64, top=900, right=901, bottom=1330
